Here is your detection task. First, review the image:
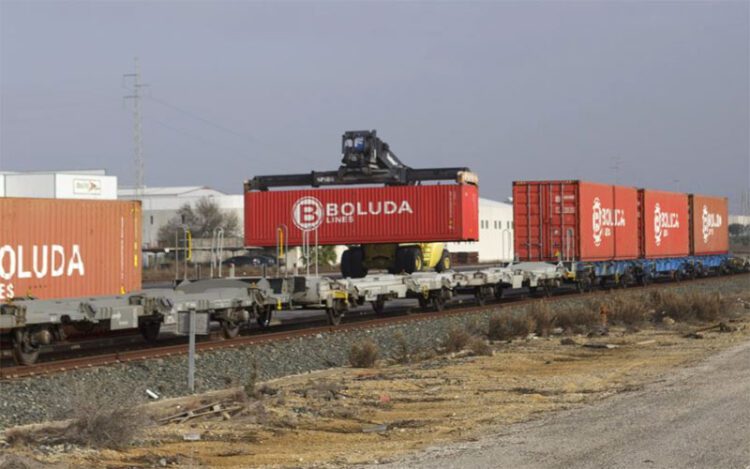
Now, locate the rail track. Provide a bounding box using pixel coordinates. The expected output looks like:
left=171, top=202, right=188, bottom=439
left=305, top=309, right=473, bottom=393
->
left=2, top=273, right=746, bottom=380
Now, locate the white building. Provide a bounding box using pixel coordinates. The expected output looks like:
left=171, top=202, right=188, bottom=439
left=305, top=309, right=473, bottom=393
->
left=0, top=170, right=117, bottom=200
left=118, top=186, right=244, bottom=249
left=446, top=197, right=514, bottom=263
left=729, top=215, right=750, bottom=226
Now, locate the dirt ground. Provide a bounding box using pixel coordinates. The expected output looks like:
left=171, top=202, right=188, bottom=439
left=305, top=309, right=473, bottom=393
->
left=5, top=301, right=750, bottom=469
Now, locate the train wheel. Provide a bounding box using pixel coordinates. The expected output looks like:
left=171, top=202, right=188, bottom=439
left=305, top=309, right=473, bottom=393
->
left=326, top=299, right=346, bottom=326
left=418, top=295, right=430, bottom=310
left=139, top=320, right=161, bottom=343
left=257, top=305, right=273, bottom=328
left=576, top=275, right=593, bottom=293
left=12, top=330, right=40, bottom=366
left=474, top=287, right=486, bottom=306
left=221, top=320, right=240, bottom=339
left=432, top=294, right=446, bottom=312
left=638, top=274, right=652, bottom=286
left=475, top=286, right=494, bottom=306
left=371, top=296, right=386, bottom=314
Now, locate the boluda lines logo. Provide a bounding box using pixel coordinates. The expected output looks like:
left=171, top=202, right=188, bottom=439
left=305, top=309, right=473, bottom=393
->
left=653, top=203, right=680, bottom=246
left=292, top=196, right=414, bottom=232
left=701, top=205, right=723, bottom=244
left=292, top=196, right=324, bottom=232
left=0, top=244, right=85, bottom=300
left=591, top=197, right=626, bottom=247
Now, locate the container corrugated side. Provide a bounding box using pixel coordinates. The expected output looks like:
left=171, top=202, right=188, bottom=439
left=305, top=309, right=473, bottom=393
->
left=245, top=184, right=478, bottom=247
left=512, top=180, right=639, bottom=262
left=639, top=189, right=690, bottom=258
left=0, top=198, right=142, bottom=300
left=690, top=194, right=729, bottom=255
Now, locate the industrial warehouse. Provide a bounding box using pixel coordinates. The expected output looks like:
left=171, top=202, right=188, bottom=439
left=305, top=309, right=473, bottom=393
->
left=1, top=2, right=749, bottom=469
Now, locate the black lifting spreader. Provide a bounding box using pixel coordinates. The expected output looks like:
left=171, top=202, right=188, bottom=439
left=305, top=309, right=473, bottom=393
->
left=245, top=130, right=475, bottom=191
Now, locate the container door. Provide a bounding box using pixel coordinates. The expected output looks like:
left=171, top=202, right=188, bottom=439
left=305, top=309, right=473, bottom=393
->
left=513, top=181, right=579, bottom=262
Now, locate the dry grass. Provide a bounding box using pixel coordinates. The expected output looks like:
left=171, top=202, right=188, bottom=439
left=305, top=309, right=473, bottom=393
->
left=607, top=294, right=650, bottom=326
left=554, top=305, right=600, bottom=333
left=650, top=290, right=724, bottom=322
left=528, top=301, right=554, bottom=336
left=488, top=313, right=536, bottom=341
left=443, top=327, right=471, bottom=353
left=349, top=340, right=379, bottom=368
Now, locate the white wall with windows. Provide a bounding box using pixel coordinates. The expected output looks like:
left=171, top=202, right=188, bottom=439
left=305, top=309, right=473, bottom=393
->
left=446, top=198, right=514, bottom=263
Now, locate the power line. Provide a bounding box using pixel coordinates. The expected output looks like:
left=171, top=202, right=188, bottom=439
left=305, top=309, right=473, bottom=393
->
left=146, top=116, right=249, bottom=157
left=145, top=94, right=259, bottom=144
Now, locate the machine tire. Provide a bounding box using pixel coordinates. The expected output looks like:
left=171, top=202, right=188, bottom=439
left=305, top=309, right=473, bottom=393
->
left=435, top=250, right=451, bottom=273
left=349, top=248, right=368, bottom=278
left=404, top=248, right=423, bottom=274
left=341, top=249, right=352, bottom=278
left=391, top=248, right=407, bottom=274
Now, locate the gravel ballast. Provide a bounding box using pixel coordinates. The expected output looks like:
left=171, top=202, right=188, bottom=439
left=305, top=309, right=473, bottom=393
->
left=1, top=275, right=747, bottom=430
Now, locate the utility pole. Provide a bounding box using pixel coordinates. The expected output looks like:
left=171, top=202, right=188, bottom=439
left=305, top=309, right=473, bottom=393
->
left=124, top=57, right=147, bottom=197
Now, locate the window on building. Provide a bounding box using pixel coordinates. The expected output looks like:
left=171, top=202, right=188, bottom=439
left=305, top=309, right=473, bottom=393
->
left=181, top=214, right=186, bottom=224
left=150, top=215, right=154, bottom=225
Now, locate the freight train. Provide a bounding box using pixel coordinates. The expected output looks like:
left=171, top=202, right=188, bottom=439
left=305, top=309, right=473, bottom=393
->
left=513, top=181, right=734, bottom=290
left=1, top=178, right=746, bottom=365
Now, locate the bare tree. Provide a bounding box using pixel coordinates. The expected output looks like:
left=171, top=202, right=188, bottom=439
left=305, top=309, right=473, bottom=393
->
left=158, top=197, right=240, bottom=246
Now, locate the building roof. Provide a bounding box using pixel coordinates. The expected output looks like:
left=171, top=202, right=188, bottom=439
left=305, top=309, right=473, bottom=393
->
left=479, top=197, right=512, bottom=208
left=118, top=186, right=226, bottom=198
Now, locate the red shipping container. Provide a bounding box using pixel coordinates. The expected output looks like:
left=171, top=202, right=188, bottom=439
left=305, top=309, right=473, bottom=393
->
left=245, top=184, right=478, bottom=247
left=0, top=198, right=142, bottom=301
left=639, top=189, right=690, bottom=258
left=513, top=180, right=639, bottom=262
left=689, top=194, right=729, bottom=255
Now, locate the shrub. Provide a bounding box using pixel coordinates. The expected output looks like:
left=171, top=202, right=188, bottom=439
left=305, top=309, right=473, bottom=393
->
left=650, top=290, right=724, bottom=322
left=529, top=301, right=554, bottom=336
left=684, top=292, right=723, bottom=322
left=443, top=327, right=471, bottom=353
left=392, top=332, right=411, bottom=364
left=349, top=339, right=379, bottom=368
left=64, top=382, right=147, bottom=449
left=554, top=305, right=600, bottom=333
left=488, top=313, right=535, bottom=341
left=609, top=294, right=650, bottom=326
left=468, top=337, right=493, bottom=356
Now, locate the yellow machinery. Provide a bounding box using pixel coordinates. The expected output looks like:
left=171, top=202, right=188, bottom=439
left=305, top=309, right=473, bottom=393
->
left=340, top=242, right=451, bottom=278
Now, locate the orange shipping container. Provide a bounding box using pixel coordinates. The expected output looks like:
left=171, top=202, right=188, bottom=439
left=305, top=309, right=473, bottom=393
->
left=0, top=198, right=141, bottom=300
left=639, top=189, right=690, bottom=258
left=513, top=180, right=639, bottom=262
left=689, top=194, right=729, bottom=255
